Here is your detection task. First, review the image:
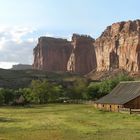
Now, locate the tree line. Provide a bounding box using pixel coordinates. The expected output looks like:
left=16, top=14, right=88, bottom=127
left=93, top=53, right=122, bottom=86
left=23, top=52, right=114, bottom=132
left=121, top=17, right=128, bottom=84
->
left=0, top=74, right=133, bottom=105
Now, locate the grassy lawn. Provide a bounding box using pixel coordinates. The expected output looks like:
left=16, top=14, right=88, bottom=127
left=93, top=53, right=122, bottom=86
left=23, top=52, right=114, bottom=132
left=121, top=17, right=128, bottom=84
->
left=0, top=104, right=140, bottom=140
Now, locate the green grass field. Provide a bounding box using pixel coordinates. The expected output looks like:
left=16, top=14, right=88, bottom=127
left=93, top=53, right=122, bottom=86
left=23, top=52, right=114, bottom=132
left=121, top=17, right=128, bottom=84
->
left=0, top=104, right=140, bottom=140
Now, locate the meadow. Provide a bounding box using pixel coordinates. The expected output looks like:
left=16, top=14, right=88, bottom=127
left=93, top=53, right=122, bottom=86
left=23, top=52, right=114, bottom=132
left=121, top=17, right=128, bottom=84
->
left=0, top=104, right=140, bottom=140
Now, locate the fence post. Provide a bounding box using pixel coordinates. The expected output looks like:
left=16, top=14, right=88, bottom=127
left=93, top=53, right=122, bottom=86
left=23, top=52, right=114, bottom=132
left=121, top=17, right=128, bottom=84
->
left=130, top=108, right=132, bottom=114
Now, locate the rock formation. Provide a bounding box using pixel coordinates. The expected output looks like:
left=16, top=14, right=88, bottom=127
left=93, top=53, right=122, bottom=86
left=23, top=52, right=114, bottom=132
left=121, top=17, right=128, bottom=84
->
left=95, top=20, right=140, bottom=72
left=33, top=35, right=97, bottom=74
left=12, top=64, right=32, bottom=70
left=67, top=34, right=97, bottom=74
left=33, top=19, right=140, bottom=75
left=33, top=37, right=72, bottom=72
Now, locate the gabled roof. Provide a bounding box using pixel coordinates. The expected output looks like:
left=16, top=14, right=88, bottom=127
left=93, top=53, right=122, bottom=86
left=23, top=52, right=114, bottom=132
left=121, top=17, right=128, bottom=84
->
left=95, top=81, right=140, bottom=105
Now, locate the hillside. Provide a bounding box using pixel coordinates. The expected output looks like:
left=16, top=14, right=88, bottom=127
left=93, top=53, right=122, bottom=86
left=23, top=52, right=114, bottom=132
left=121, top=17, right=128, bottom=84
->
left=0, top=69, right=83, bottom=89
left=86, top=68, right=140, bottom=81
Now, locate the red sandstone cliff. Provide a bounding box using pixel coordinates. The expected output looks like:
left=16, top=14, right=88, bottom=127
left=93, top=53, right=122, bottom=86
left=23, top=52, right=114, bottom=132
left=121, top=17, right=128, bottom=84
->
left=67, top=34, right=97, bottom=74
left=33, top=34, right=97, bottom=74
left=33, top=19, right=140, bottom=75
left=95, top=20, right=140, bottom=72
left=33, top=37, right=72, bottom=71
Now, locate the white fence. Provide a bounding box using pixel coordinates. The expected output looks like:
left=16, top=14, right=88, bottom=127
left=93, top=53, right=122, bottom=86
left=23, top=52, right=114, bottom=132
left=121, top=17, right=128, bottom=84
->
left=119, top=108, right=140, bottom=114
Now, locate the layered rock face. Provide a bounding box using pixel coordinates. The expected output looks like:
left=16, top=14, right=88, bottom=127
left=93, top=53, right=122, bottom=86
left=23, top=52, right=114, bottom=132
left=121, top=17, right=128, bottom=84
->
left=33, top=20, right=140, bottom=75
left=95, top=20, right=140, bottom=72
left=33, top=37, right=72, bottom=71
left=67, top=34, right=97, bottom=74
left=33, top=35, right=97, bottom=74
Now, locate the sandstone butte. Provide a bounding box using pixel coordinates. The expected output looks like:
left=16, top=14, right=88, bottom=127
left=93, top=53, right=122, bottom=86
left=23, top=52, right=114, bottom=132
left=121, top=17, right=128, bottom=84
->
left=33, top=19, right=140, bottom=75
left=33, top=37, right=72, bottom=72
left=33, top=34, right=97, bottom=74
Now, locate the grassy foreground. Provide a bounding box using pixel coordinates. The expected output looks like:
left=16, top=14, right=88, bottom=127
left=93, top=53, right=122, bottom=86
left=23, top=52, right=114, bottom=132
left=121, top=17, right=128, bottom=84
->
left=0, top=104, right=140, bottom=140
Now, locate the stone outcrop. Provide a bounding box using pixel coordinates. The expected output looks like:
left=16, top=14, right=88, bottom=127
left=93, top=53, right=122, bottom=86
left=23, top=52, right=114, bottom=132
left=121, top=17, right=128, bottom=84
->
left=95, top=20, right=140, bottom=72
left=67, top=34, right=97, bottom=74
left=33, top=37, right=72, bottom=71
left=33, top=35, right=97, bottom=74
left=12, top=64, right=32, bottom=70
left=33, top=19, right=140, bottom=75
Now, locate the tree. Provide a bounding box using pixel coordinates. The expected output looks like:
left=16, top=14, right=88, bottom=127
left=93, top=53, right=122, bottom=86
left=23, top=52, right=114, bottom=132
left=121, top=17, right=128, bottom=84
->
left=21, top=88, right=32, bottom=103
left=0, top=88, right=4, bottom=105
left=30, top=80, right=49, bottom=104
left=48, top=84, right=63, bottom=102
left=2, top=89, right=14, bottom=104
left=87, top=83, right=101, bottom=99
left=70, top=79, right=88, bottom=100
left=87, top=74, right=134, bottom=100
left=30, top=80, right=63, bottom=104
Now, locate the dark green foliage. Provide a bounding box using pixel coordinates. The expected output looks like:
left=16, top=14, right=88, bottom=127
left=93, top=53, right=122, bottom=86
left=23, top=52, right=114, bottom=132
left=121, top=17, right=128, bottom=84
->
left=87, top=83, right=101, bottom=99
left=19, top=88, right=32, bottom=103
left=74, top=79, right=88, bottom=99
left=30, top=80, right=48, bottom=104
left=47, top=85, right=63, bottom=102
left=0, top=89, right=4, bottom=105
left=30, top=80, right=63, bottom=104
left=64, top=78, right=88, bottom=100
left=0, top=74, right=134, bottom=105
left=0, top=69, right=82, bottom=89
left=1, top=89, right=14, bottom=104
left=87, top=74, right=134, bottom=100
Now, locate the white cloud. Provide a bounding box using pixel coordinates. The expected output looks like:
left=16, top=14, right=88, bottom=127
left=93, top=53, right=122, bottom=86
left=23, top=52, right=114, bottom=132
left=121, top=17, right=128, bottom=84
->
left=27, top=38, right=37, bottom=43
left=0, top=26, right=37, bottom=69
left=0, top=37, right=7, bottom=50
left=10, top=26, right=36, bottom=43
left=0, top=27, right=72, bottom=69
left=66, top=35, right=72, bottom=41
left=45, top=33, right=54, bottom=37
left=0, top=62, right=18, bottom=69
left=44, top=33, right=72, bottom=41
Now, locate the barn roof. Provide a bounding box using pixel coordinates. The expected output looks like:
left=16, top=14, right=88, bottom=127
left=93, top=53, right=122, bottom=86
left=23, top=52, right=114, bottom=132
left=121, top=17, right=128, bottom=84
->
left=95, top=81, right=140, bottom=105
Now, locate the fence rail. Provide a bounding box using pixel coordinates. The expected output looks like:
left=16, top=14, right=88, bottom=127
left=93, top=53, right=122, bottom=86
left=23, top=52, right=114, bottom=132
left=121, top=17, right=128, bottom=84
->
left=65, top=100, right=95, bottom=104
left=119, top=108, right=140, bottom=114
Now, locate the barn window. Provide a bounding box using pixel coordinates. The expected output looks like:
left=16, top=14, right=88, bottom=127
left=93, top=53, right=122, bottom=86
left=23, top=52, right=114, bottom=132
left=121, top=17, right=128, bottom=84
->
left=109, top=105, right=112, bottom=111
left=118, top=106, right=119, bottom=108
left=102, top=104, right=104, bottom=107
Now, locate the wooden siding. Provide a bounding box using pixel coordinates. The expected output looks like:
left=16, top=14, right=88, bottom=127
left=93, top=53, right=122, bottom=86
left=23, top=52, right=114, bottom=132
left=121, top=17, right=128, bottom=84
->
left=95, top=81, right=140, bottom=105
left=94, top=103, right=122, bottom=112
left=124, top=96, right=140, bottom=109
left=94, top=96, right=140, bottom=112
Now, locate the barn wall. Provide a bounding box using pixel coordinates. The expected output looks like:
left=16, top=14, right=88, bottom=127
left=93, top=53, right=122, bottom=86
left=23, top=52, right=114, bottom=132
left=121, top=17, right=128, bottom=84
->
left=94, top=103, right=122, bottom=112
left=124, top=96, right=140, bottom=109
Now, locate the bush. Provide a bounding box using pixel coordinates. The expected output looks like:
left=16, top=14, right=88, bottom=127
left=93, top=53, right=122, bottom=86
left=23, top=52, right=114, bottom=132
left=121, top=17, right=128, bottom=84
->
left=0, top=89, right=4, bottom=105
left=0, top=74, right=134, bottom=105
left=87, top=74, right=134, bottom=100
left=2, top=89, right=14, bottom=104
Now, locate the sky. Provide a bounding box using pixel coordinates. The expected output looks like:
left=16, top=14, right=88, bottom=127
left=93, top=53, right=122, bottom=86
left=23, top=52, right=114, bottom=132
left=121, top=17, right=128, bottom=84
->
left=0, top=0, right=140, bottom=69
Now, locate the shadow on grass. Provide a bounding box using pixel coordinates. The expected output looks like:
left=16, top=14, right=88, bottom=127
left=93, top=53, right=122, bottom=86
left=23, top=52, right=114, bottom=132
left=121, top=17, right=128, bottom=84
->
left=0, top=117, right=20, bottom=123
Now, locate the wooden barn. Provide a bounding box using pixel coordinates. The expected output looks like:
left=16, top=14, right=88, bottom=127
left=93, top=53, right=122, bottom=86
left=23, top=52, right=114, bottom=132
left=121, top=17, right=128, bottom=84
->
left=94, top=81, right=140, bottom=112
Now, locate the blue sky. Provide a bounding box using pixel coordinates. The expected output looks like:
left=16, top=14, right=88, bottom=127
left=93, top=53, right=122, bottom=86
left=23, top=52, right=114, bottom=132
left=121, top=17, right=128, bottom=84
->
left=0, top=0, right=140, bottom=68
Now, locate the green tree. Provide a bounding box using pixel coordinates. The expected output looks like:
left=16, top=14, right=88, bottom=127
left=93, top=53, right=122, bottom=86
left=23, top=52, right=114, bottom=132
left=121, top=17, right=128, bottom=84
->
left=21, top=88, right=32, bottom=103
left=0, top=88, right=4, bottom=105
left=30, top=80, right=49, bottom=104
left=48, top=84, right=63, bottom=102
left=87, top=74, right=134, bottom=100
left=30, top=80, right=63, bottom=104
left=2, top=89, right=14, bottom=104
left=87, top=83, right=101, bottom=99
left=70, top=79, right=88, bottom=100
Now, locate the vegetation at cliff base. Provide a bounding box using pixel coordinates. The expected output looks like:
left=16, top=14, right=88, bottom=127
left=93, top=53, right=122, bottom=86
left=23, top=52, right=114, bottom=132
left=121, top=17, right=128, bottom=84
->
left=0, top=74, right=134, bottom=105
